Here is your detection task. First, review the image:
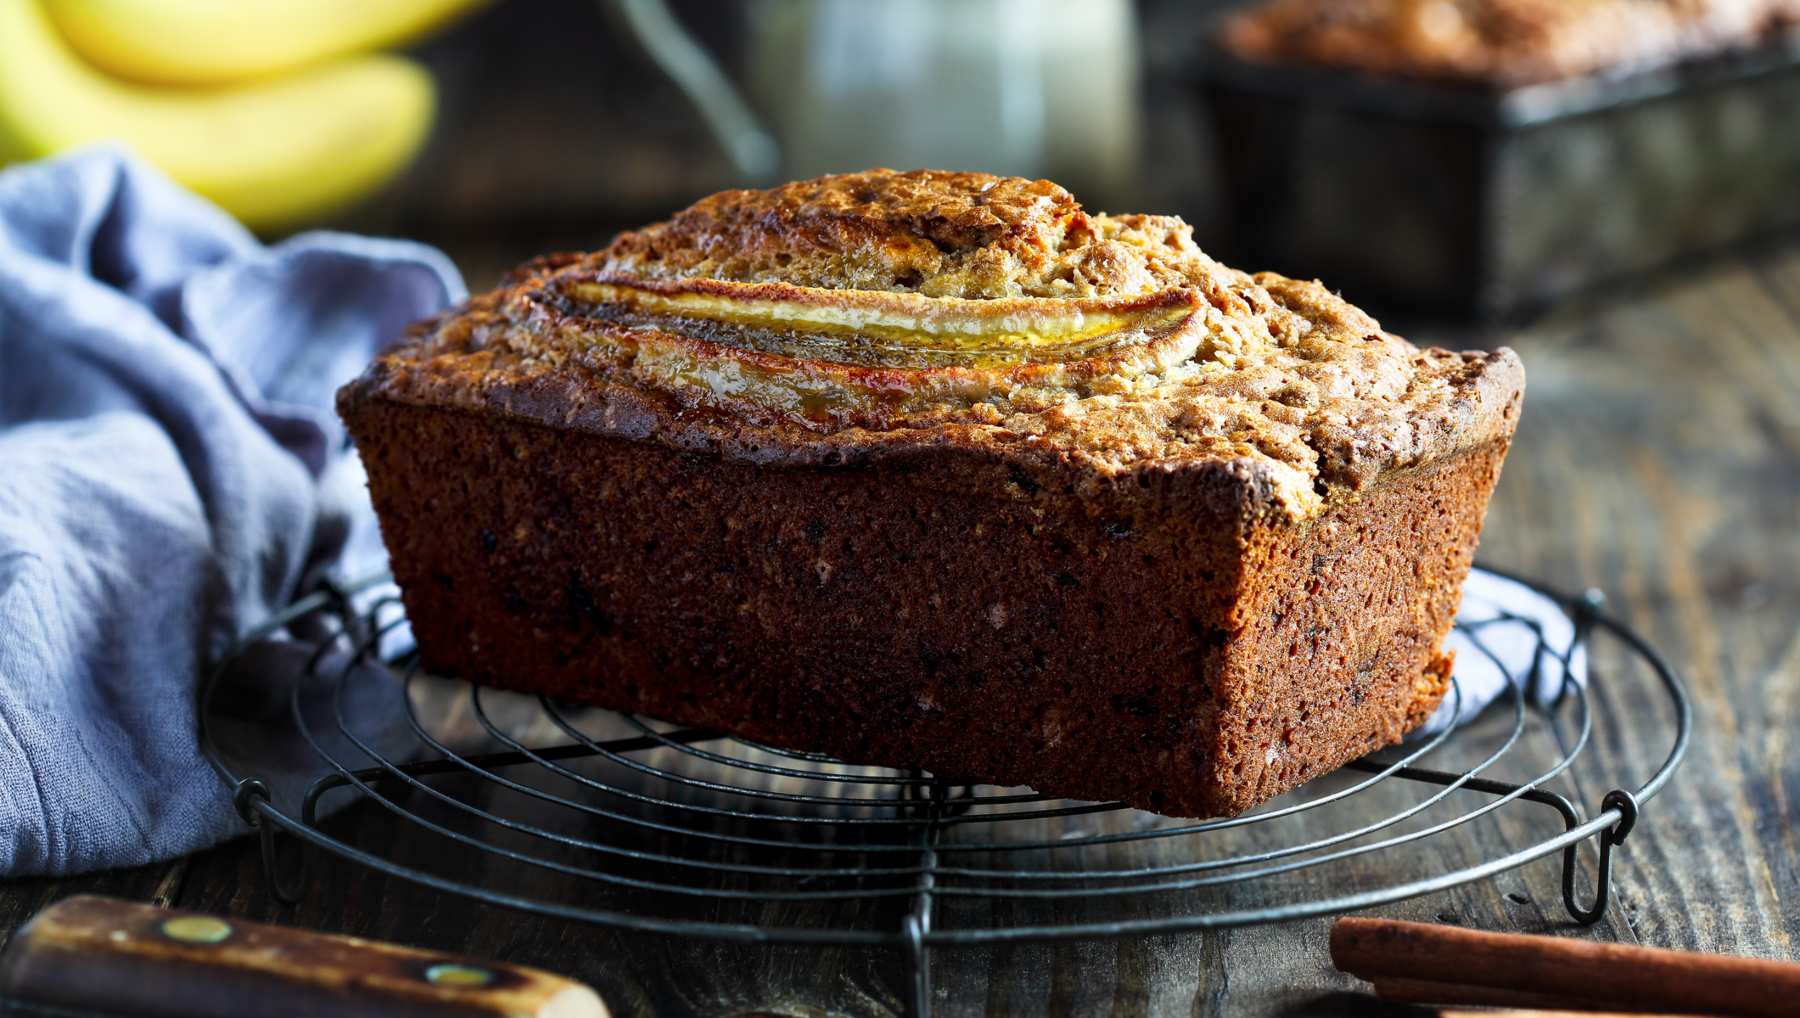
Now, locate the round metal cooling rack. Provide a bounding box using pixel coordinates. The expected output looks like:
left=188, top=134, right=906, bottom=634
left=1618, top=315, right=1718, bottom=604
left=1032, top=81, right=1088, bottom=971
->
left=201, top=565, right=1690, bottom=1018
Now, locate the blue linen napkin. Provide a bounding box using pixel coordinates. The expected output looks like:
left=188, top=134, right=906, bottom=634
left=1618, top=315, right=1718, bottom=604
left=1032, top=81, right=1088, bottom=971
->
left=1421, top=568, right=1586, bottom=736
left=0, top=147, right=463, bottom=876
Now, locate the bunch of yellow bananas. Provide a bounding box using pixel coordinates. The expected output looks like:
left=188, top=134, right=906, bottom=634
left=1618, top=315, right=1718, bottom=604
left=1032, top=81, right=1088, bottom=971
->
left=0, top=0, right=484, bottom=231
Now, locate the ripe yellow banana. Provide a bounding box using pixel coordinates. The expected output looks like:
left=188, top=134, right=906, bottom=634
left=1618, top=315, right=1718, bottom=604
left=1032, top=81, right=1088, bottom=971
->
left=45, top=0, right=487, bottom=85
left=0, top=0, right=436, bottom=231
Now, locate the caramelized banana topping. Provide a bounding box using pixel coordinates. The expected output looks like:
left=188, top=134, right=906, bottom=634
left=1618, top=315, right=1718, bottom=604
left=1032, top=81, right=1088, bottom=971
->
left=357, top=170, right=1525, bottom=519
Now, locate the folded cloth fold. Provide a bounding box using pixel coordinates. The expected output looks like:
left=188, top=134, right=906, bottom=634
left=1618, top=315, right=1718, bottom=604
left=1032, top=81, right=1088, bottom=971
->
left=0, top=148, right=462, bottom=876
left=1419, top=568, right=1588, bottom=737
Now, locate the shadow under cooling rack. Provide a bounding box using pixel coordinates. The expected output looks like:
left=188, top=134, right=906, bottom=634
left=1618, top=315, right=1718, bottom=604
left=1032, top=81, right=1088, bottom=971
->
left=199, top=565, right=1690, bottom=1018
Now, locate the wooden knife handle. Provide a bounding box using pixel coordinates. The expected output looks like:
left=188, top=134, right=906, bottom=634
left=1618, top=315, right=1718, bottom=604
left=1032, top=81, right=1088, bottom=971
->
left=0, top=895, right=608, bottom=1018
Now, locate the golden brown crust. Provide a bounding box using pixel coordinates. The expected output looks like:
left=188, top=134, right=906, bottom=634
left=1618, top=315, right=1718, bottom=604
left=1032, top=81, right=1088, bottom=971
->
left=342, top=169, right=1523, bottom=521
left=338, top=169, right=1525, bottom=817
left=601, top=169, right=1207, bottom=299
left=1222, top=0, right=1800, bottom=86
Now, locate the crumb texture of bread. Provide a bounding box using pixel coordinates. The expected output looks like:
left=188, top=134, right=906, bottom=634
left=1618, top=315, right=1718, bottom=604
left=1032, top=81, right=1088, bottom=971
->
left=339, top=169, right=1525, bottom=817
left=1222, top=0, right=1800, bottom=85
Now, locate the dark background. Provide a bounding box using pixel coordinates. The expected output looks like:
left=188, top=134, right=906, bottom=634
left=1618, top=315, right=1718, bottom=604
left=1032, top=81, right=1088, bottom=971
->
left=345, top=0, right=1234, bottom=289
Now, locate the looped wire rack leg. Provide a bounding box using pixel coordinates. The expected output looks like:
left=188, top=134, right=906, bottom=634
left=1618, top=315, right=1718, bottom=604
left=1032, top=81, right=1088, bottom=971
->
left=201, top=566, right=1691, bottom=1018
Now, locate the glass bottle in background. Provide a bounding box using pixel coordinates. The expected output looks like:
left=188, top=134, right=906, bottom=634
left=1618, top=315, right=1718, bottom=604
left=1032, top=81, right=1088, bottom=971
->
left=742, top=0, right=1141, bottom=206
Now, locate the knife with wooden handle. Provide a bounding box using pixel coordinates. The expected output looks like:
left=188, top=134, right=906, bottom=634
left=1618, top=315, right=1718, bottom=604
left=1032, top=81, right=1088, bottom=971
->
left=0, top=896, right=608, bottom=1018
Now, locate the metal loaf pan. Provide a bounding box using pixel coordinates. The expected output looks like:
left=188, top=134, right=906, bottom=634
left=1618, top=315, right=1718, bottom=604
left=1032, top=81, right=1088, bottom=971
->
left=1197, top=28, right=1800, bottom=317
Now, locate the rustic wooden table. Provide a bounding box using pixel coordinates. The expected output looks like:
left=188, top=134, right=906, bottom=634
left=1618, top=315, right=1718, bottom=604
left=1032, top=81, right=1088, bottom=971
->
left=4, top=246, right=1796, bottom=1018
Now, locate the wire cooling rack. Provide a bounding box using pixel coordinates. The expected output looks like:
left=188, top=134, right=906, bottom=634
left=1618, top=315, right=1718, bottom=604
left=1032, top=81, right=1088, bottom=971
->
left=201, top=565, right=1690, bottom=1018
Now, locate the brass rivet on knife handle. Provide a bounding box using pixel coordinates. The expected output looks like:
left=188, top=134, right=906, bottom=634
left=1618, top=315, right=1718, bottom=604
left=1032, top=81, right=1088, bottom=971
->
left=0, top=895, right=609, bottom=1018
left=427, top=963, right=497, bottom=988
left=1331, top=916, right=1800, bottom=1018
left=159, top=916, right=233, bottom=944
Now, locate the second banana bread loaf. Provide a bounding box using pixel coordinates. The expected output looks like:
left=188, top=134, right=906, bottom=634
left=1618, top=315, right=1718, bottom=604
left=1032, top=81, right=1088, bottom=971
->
left=1222, top=0, right=1800, bottom=86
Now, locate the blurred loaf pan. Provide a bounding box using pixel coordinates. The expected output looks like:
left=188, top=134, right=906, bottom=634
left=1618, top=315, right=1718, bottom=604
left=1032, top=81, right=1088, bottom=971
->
left=1197, top=27, right=1800, bottom=318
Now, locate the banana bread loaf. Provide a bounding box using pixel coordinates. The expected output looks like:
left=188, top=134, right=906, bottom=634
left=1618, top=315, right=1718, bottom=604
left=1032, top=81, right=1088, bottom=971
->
left=339, top=169, right=1524, bottom=817
left=1222, top=0, right=1800, bottom=86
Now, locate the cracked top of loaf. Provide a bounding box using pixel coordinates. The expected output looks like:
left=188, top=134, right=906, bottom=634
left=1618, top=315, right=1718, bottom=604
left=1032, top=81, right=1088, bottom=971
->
left=341, top=169, right=1523, bottom=520
left=1221, top=0, right=1800, bottom=86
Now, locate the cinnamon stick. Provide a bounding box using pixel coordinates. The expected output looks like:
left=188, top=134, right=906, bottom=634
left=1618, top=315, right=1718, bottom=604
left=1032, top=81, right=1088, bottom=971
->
left=1331, top=916, right=1800, bottom=1018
